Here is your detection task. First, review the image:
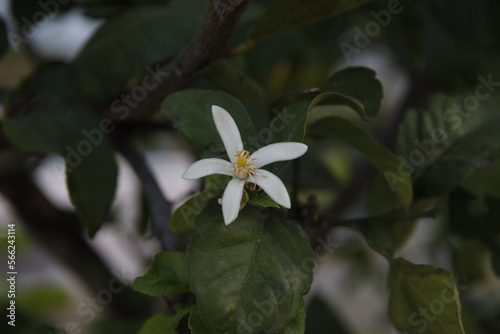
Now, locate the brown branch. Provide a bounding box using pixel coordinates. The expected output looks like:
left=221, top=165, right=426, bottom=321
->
left=103, top=0, right=253, bottom=121
left=115, top=135, right=177, bottom=251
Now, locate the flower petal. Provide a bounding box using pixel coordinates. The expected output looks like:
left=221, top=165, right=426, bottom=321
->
left=212, top=105, right=243, bottom=163
left=251, top=169, right=291, bottom=208
left=250, top=142, right=308, bottom=168
left=222, top=178, right=245, bottom=225
left=182, top=158, right=232, bottom=180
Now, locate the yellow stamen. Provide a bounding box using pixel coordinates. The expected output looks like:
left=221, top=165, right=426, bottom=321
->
left=236, top=155, right=247, bottom=166
left=232, top=149, right=256, bottom=179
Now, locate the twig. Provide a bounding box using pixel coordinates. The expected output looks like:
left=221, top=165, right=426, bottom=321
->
left=330, top=206, right=440, bottom=229
left=102, top=0, right=253, bottom=121
left=116, top=137, right=177, bottom=252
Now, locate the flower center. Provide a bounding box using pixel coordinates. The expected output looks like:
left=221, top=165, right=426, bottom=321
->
left=232, top=149, right=256, bottom=180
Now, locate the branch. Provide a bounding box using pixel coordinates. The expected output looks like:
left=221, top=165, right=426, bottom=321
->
left=103, top=0, right=252, bottom=121
left=0, top=166, right=151, bottom=317
left=330, top=207, right=440, bottom=229
left=115, top=136, right=177, bottom=251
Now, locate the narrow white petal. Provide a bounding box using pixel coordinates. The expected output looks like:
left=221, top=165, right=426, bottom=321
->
left=252, top=169, right=291, bottom=208
left=250, top=142, right=308, bottom=168
left=222, top=178, right=245, bottom=225
left=212, top=105, right=243, bottom=163
left=182, top=158, right=232, bottom=180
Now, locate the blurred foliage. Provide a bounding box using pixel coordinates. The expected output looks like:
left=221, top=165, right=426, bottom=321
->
left=1, top=0, right=500, bottom=333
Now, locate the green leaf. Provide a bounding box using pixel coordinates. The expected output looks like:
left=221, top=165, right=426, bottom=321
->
left=305, top=296, right=350, bottom=334
left=388, top=258, right=466, bottom=334
left=170, top=189, right=221, bottom=233
left=133, top=251, right=191, bottom=297
left=189, top=307, right=227, bottom=334
left=282, top=307, right=306, bottom=334
left=71, top=1, right=205, bottom=106
left=271, top=92, right=329, bottom=144
left=309, top=116, right=413, bottom=208
left=397, top=93, right=500, bottom=197
left=248, top=191, right=280, bottom=208
left=270, top=65, right=383, bottom=146
left=162, top=90, right=258, bottom=157
left=200, top=59, right=268, bottom=108
left=460, top=159, right=500, bottom=199
left=186, top=200, right=314, bottom=334
left=3, top=101, right=117, bottom=236
left=138, top=304, right=194, bottom=334
left=250, top=0, right=371, bottom=42
left=322, top=67, right=383, bottom=119
left=189, top=286, right=306, bottom=334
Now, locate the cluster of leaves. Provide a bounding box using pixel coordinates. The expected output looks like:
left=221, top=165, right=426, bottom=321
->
left=1, top=0, right=500, bottom=333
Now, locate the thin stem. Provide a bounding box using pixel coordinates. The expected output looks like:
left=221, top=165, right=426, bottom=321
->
left=330, top=206, right=440, bottom=228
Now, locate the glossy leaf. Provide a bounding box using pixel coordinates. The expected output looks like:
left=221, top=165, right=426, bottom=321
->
left=322, top=67, right=383, bottom=119
left=133, top=251, right=190, bottom=297
left=250, top=0, right=371, bottom=42
left=162, top=90, right=258, bottom=158
left=71, top=1, right=204, bottom=106
left=248, top=191, right=280, bottom=208
left=282, top=307, right=306, bottom=334
left=388, top=258, right=465, bottom=334
left=269, top=65, right=383, bottom=153
left=3, top=101, right=117, bottom=236
left=271, top=92, right=328, bottom=144
left=310, top=115, right=412, bottom=207
left=186, top=200, right=314, bottom=334
left=200, top=59, right=268, bottom=108
left=170, top=189, right=221, bottom=233
left=189, top=307, right=227, bottom=334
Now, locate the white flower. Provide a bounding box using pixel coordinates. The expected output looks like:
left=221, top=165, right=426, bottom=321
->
left=182, top=105, right=308, bottom=225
